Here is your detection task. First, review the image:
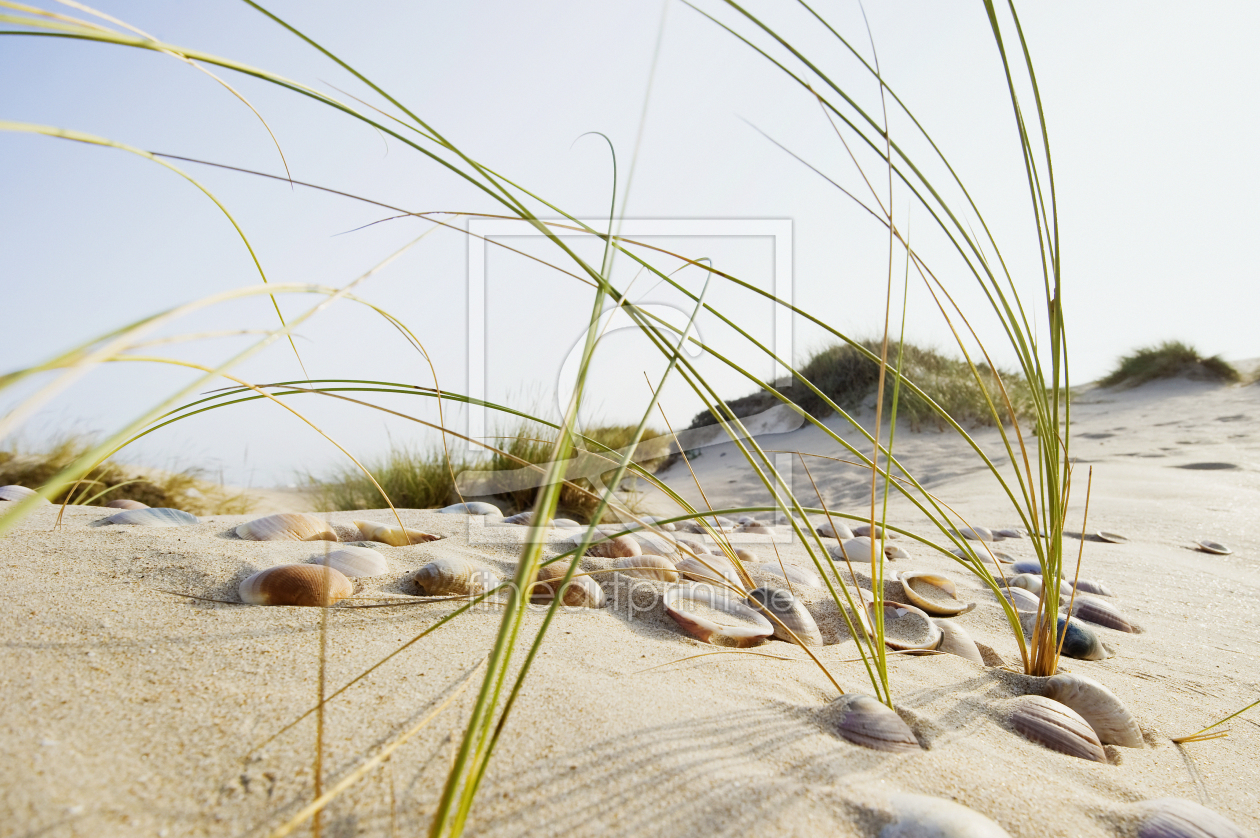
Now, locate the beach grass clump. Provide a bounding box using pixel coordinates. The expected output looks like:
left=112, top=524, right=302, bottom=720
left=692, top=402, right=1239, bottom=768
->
left=1099, top=341, right=1240, bottom=388
left=305, top=442, right=477, bottom=513
left=0, top=435, right=252, bottom=514
left=689, top=340, right=1034, bottom=431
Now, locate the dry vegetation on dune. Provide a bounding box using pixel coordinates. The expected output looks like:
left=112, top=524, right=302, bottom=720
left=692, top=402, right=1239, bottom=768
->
left=1098, top=341, right=1241, bottom=388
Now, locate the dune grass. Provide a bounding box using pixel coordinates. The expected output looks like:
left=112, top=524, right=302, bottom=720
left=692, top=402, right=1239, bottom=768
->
left=1099, top=340, right=1241, bottom=388
left=0, top=435, right=252, bottom=514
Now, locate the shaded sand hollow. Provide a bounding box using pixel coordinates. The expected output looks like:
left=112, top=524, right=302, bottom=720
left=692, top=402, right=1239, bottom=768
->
left=2, top=377, right=1258, bottom=836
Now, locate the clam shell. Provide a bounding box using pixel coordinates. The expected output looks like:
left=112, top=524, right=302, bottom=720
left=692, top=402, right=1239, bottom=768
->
left=853, top=523, right=892, bottom=538
left=950, top=546, right=1015, bottom=564
left=239, top=564, right=353, bottom=607
left=759, top=562, right=823, bottom=589
left=1043, top=673, right=1143, bottom=747
left=1011, top=560, right=1043, bottom=575
left=1009, top=694, right=1106, bottom=762
left=882, top=793, right=1012, bottom=837
left=993, top=528, right=1025, bottom=539
left=1196, top=540, right=1233, bottom=556
left=898, top=571, right=976, bottom=617
left=676, top=555, right=741, bottom=589
left=313, top=545, right=388, bottom=579
left=1068, top=578, right=1114, bottom=597
left=1000, top=586, right=1043, bottom=613
left=0, top=485, right=48, bottom=504
left=816, top=520, right=854, bottom=540
left=438, top=502, right=501, bottom=515
left=1096, top=530, right=1128, bottom=544
left=932, top=619, right=984, bottom=665
left=237, top=513, right=337, bottom=542
left=580, top=533, right=641, bottom=559
left=1135, top=798, right=1249, bottom=838
left=532, top=564, right=606, bottom=607
left=104, top=499, right=148, bottom=510
left=413, top=556, right=499, bottom=596
left=867, top=599, right=943, bottom=651
left=1003, top=573, right=1044, bottom=596
left=835, top=536, right=883, bottom=562
left=1020, top=613, right=1112, bottom=660
left=960, top=526, right=994, bottom=542
left=103, top=507, right=198, bottom=527
left=663, top=584, right=772, bottom=647
left=885, top=545, right=910, bottom=560
left=355, top=519, right=441, bottom=547
left=824, top=693, right=919, bottom=753
left=614, top=554, right=679, bottom=582
left=746, top=586, right=823, bottom=646
left=1069, top=596, right=1136, bottom=633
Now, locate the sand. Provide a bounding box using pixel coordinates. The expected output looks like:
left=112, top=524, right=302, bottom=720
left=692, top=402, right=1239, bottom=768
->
left=1, top=377, right=1258, bottom=836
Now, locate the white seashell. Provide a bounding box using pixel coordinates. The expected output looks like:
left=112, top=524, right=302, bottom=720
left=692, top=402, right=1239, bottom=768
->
left=959, top=526, right=995, bottom=542
left=312, top=545, right=388, bottom=579
left=1043, top=673, right=1143, bottom=747
left=834, top=536, right=883, bottom=562
left=759, top=561, right=823, bottom=589
left=824, top=693, right=919, bottom=753
left=355, top=519, right=441, bottom=547
left=1135, top=798, right=1249, bottom=838
left=1000, top=586, right=1043, bottom=613
left=1196, top=540, right=1232, bottom=556
left=746, top=585, right=822, bottom=646
left=853, top=523, right=893, bottom=538
left=1095, top=530, right=1128, bottom=544
left=438, top=502, right=501, bottom=515
left=104, top=499, right=148, bottom=510
left=932, top=619, right=984, bottom=665
left=675, top=555, right=741, bottom=589
left=413, top=556, right=499, bottom=596
left=950, top=546, right=1015, bottom=564
left=816, top=520, right=854, bottom=540
left=881, top=793, right=1012, bottom=837
left=239, top=564, right=353, bottom=607
left=237, top=513, right=337, bottom=542
left=867, top=599, right=942, bottom=652
left=1008, top=694, right=1106, bottom=762
left=1003, top=573, right=1044, bottom=596
left=884, top=545, right=910, bottom=560
left=531, top=564, right=605, bottom=607
left=664, top=584, right=772, bottom=647
left=103, top=507, right=198, bottom=527
left=0, top=485, right=49, bottom=504
left=552, top=518, right=581, bottom=528
left=897, top=570, right=976, bottom=617
left=614, top=554, right=679, bottom=582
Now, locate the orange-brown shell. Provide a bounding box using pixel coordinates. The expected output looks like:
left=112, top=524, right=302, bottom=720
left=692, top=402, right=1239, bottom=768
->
left=238, top=564, right=353, bottom=606
left=584, top=534, right=641, bottom=559
left=354, top=519, right=441, bottom=546
left=236, top=513, right=337, bottom=542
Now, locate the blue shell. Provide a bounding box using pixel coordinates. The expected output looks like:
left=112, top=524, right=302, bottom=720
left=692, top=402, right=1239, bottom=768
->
left=1056, top=617, right=1107, bottom=660
left=1011, top=560, right=1043, bottom=575
left=102, top=507, right=198, bottom=527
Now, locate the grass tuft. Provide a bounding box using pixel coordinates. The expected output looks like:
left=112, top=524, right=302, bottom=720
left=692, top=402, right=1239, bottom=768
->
left=1098, top=341, right=1241, bottom=388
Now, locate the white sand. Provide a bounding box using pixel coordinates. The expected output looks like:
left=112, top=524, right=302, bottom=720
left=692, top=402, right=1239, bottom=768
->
left=1, top=378, right=1257, bottom=836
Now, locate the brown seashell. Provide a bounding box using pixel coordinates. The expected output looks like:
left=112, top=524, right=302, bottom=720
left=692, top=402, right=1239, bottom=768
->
left=532, top=564, right=606, bottom=608
left=1043, top=673, right=1143, bottom=747
left=1008, top=694, right=1106, bottom=762
left=355, top=519, right=441, bottom=546
left=581, top=533, right=641, bottom=559
left=1068, top=595, right=1137, bottom=633
left=898, top=571, right=976, bottom=617
left=614, top=554, right=679, bottom=583
left=883, top=793, right=1012, bottom=837
left=746, top=586, right=823, bottom=646
left=824, top=693, right=919, bottom=753
left=866, top=599, right=943, bottom=652
left=237, top=513, right=337, bottom=542
left=853, top=523, right=893, bottom=539
left=0, top=485, right=49, bottom=504
left=676, top=555, right=741, bottom=589
left=664, top=584, right=772, bottom=647
left=1136, top=798, right=1249, bottom=838
left=239, top=564, right=352, bottom=607
left=932, top=619, right=984, bottom=665
left=413, top=556, right=499, bottom=596
left=104, top=499, right=148, bottom=510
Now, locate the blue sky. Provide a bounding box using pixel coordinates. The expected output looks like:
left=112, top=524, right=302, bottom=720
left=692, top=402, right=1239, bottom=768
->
left=2, top=1, right=1257, bottom=486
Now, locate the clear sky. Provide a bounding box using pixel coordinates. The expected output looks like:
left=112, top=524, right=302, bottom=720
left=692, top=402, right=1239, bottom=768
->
left=2, top=1, right=1257, bottom=487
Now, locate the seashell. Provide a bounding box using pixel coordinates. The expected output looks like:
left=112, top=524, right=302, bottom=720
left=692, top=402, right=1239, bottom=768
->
left=552, top=518, right=581, bottom=528
left=816, top=520, right=854, bottom=540
left=641, top=516, right=677, bottom=532
left=993, top=528, right=1025, bottom=539
left=1043, top=673, right=1143, bottom=747
left=884, top=545, right=910, bottom=560
left=1008, top=694, right=1106, bottom=762
left=881, top=793, right=1012, bottom=837
left=0, top=485, right=49, bottom=504
left=714, top=516, right=737, bottom=529
left=237, top=513, right=337, bottom=542
left=413, top=556, right=499, bottom=596
left=579, top=533, right=641, bottom=559
left=675, top=519, right=710, bottom=534
left=312, top=545, right=388, bottom=579
left=898, top=571, right=976, bottom=617
left=835, top=536, right=883, bottom=562
left=103, top=507, right=198, bottom=527
left=932, top=619, right=984, bottom=665
left=824, top=693, right=919, bottom=753
left=1067, top=578, right=1114, bottom=597
left=1010, top=560, right=1042, bottom=575
left=760, top=562, right=823, bottom=589
left=866, top=599, right=943, bottom=651
left=1000, top=586, right=1044, bottom=613
left=1135, top=798, right=1249, bottom=838
left=1196, top=540, right=1232, bottom=556
left=354, top=519, right=441, bottom=546
left=676, top=538, right=708, bottom=558
left=614, top=554, right=679, bottom=583
left=663, top=584, right=772, bottom=647
left=438, top=501, right=501, bottom=515
left=746, top=586, right=823, bottom=646
left=1095, top=530, right=1128, bottom=544
left=1019, top=613, right=1113, bottom=660
left=950, top=546, right=1015, bottom=564
left=1002, top=573, right=1044, bottom=596
left=1068, top=595, right=1137, bottom=633
left=734, top=548, right=758, bottom=563
left=632, top=532, right=679, bottom=559
left=960, top=525, right=994, bottom=542
left=532, top=564, right=606, bottom=607
left=676, top=555, right=741, bottom=589
left=853, top=523, right=893, bottom=538
left=239, top=564, right=352, bottom=607
left=737, top=521, right=776, bottom=536
left=104, top=499, right=148, bottom=510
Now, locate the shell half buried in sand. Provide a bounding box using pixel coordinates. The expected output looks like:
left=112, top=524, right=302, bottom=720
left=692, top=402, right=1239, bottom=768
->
left=816, top=520, right=854, bottom=540
left=824, top=693, right=920, bottom=753
left=1135, top=798, right=1250, bottom=838
left=438, top=502, right=501, bottom=516
left=239, top=563, right=353, bottom=607
left=1069, top=595, right=1138, bottom=633
left=1042, top=672, right=1143, bottom=747
left=1008, top=694, right=1106, bottom=762
left=531, top=563, right=606, bottom=608
left=614, top=554, right=679, bottom=583
left=664, top=583, right=772, bottom=647
left=104, top=498, right=148, bottom=510
left=866, top=599, right=943, bottom=652
left=897, top=570, right=976, bottom=617
left=237, top=512, right=337, bottom=542
left=759, top=561, right=823, bottom=589
left=312, top=545, right=389, bottom=579
left=413, top=556, right=499, bottom=597
left=745, top=585, right=823, bottom=646
left=575, top=532, right=641, bottom=559
left=932, top=619, right=984, bottom=665
left=1095, top=530, right=1129, bottom=544
left=676, top=555, right=742, bottom=589
left=881, top=793, right=1012, bottom=837
left=0, top=485, right=48, bottom=504
left=102, top=507, right=198, bottom=527
left=355, top=520, right=441, bottom=547
left=1197, top=540, right=1233, bottom=556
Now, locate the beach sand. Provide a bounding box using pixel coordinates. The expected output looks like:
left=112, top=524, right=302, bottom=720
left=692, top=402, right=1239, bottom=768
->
left=2, top=378, right=1257, bottom=837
